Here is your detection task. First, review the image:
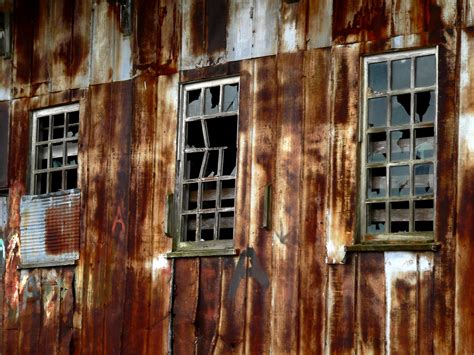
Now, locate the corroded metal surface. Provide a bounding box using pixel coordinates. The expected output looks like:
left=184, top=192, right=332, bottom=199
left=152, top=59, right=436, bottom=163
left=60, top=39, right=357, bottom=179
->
left=19, top=190, right=80, bottom=268
left=1, top=0, right=474, bottom=354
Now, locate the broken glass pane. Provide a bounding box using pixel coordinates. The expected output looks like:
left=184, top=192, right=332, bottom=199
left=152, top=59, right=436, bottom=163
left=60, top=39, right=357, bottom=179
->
left=36, top=145, right=48, bottom=169
left=51, top=171, right=62, bottom=192
left=222, top=148, right=237, bottom=176
left=53, top=113, right=64, bottom=127
left=415, top=127, right=434, bottom=159
left=184, top=152, right=205, bottom=179
left=414, top=163, right=434, bottom=195
left=368, top=62, right=387, bottom=94
left=204, top=86, right=220, bottom=115
left=218, top=211, right=234, bottom=240
left=35, top=173, right=47, bottom=194
left=66, top=142, right=78, bottom=165
left=51, top=143, right=64, bottom=168
left=220, top=179, right=235, bottom=208
left=390, top=201, right=410, bottom=233
left=202, top=181, right=217, bottom=209
left=184, top=214, right=197, bottom=241
left=367, top=132, right=387, bottom=163
left=367, top=203, right=386, bottom=234
left=390, top=165, right=410, bottom=197
left=223, top=84, right=239, bottom=112
left=37, top=116, right=50, bottom=141
left=391, top=94, right=410, bottom=125
left=65, top=169, right=77, bottom=189
left=203, top=150, right=219, bottom=177
left=53, top=127, right=64, bottom=139
left=391, top=59, right=411, bottom=90
left=390, top=130, right=410, bottom=161
left=415, top=55, right=436, bottom=87
left=368, top=97, right=387, bottom=128
left=414, top=199, right=434, bottom=231
left=186, top=120, right=205, bottom=148
left=415, top=91, right=435, bottom=123
left=184, top=183, right=199, bottom=211
left=67, top=124, right=79, bottom=138
left=187, top=89, right=201, bottom=117
left=367, top=167, right=386, bottom=198
left=200, top=213, right=216, bottom=240
left=207, top=115, right=237, bottom=148
left=68, top=111, right=79, bottom=125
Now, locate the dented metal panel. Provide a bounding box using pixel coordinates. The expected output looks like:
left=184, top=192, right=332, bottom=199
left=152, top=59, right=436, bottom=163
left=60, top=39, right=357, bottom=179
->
left=19, top=189, right=80, bottom=268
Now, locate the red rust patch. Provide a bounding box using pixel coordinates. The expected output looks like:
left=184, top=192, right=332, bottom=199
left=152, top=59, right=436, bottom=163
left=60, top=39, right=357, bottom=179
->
left=44, top=203, right=80, bottom=255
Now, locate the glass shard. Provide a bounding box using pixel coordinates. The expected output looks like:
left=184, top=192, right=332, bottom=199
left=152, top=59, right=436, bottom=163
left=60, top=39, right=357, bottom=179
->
left=414, top=163, right=434, bottom=195
left=368, top=167, right=387, bottom=198
left=415, top=127, right=435, bottom=160
left=391, top=94, right=411, bottom=125
left=187, top=89, right=201, bottom=117
left=390, top=130, right=410, bottom=161
left=223, top=84, right=239, bottom=112
left=367, top=203, right=386, bottom=234
left=204, top=86, right=220, bottom=115
left=368, top=62, right=388, bottom=94
left=415, top=91, right=435, bottom=123
left=368, top=97, right=387, bottom=128
left=367, top=132, right=387, bottom=163
left=390, top=165, right=410, bottom=197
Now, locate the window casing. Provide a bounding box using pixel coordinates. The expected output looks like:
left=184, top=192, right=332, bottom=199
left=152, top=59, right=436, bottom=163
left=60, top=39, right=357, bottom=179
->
left=30, top=104, right=80, bottom=195
left=172, top=77, right=240, bottom=256
left=360, top=48, right=437, bottom=243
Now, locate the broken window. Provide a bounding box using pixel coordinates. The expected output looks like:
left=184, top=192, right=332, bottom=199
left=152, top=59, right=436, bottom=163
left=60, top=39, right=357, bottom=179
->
left=30, top=104, right=80, bottom=195
left=362, top=49, right=437, bottom=241
left=172, top=77, right=239, bottom=256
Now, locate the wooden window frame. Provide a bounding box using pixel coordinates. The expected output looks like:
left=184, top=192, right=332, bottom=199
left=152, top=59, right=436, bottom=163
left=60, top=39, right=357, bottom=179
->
left=30, top=104, right=80, bottom=195
left=168, top=77, right=240, bottom=258
left=354, top=48, right=439, bottom=251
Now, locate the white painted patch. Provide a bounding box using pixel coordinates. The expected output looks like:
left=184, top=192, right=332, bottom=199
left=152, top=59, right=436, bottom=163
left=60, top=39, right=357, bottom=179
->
left=152, top=254, right=169, bottom=273
left=418, top=254, right=433, bottom=273
left=460, top=33, right=470, bottom=92
left=384, top=252, right=417, bottom=354
left=281, top=19, right=297, bottom=53
left=115, top=35, right=132, bottom=81
left=0, top=88, right=10, bottom=101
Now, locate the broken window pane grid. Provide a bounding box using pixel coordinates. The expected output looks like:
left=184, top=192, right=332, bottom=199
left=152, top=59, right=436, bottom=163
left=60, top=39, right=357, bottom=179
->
left=180, top=78, right=239, bottom=245
left=364, top=50, right=436, bottom=237
left=32, top=107, right=80, bottom=194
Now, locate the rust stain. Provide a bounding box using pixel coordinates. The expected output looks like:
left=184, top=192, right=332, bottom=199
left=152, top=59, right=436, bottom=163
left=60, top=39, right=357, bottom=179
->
left=44, top=202, right=80, bottom=256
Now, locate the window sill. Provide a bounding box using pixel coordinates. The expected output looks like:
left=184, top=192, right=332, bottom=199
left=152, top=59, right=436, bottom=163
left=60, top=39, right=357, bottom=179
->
left=345, top=242, right=440, bottom=252
left=167, top=248, right=238, bottom=258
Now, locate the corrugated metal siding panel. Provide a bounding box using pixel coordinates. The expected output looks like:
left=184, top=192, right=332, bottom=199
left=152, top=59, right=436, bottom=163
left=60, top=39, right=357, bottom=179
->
left=19, top=189, right=80, bottom=268
left=0, top=102, right=9, bottom=188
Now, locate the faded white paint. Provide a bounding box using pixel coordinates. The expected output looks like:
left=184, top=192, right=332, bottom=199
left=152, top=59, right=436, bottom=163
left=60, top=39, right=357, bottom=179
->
left=226, top=0, right=253, bottom=62
left=279, top=14, right=297, bottom=53
left=384, top=252, right=417, bottom=355
left=252, top=0, right=279, bottom=58
left=114, top=34, right=132, bottom=82
left=458, top=31, right=474, bottom=155
left=307, top=0, right=332, bottom=49
left=152, top=254, right=169, bottom=273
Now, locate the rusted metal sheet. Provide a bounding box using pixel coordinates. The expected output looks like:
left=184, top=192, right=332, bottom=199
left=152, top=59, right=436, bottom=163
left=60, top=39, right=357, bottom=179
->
left=0, top=58, right=11, bottom=100
left=326, top=43, right=360, bottom=264
left=279, top=0, right=306, bottom=53
left=306, top=0, right=332, bottom=48
left=455, top=27, right=474, bottom=353
left=0, top=101, right=9, bottom=188
left=298, top=48, right=331, bottom=354
left=19, top=190, right=80, bottom=268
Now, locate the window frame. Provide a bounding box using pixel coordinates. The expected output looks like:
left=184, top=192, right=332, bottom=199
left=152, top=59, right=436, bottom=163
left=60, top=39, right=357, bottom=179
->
left=359, top=47, right=438, bottom=245
left=169, top=76, right=240, bottom=258
left=29, top=103, right=80, bottom=195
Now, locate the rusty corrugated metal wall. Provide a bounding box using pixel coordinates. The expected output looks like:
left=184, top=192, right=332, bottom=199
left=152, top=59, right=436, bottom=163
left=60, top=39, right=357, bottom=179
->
left=1, top=0, right=474, bottom=354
